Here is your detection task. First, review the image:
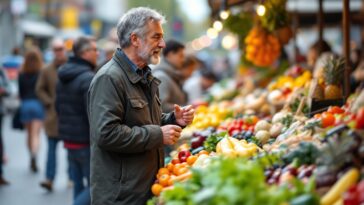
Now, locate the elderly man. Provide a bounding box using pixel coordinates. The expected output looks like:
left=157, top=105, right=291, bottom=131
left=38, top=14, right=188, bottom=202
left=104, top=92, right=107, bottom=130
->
left=87, top=7, right=194, bottom=205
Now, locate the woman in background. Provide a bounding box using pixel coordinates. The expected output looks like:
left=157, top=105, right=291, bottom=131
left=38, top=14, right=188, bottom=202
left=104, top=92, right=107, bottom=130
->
left=18, top=47, right=45, bottom=173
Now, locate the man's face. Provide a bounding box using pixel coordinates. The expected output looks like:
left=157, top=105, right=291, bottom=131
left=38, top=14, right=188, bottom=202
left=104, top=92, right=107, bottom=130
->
left=52, top=43, right=66, bottom=62
left=167, top=49, right=185, bottom=69
left=83, top=41, right=99, bottom=66
left=137, top=21, right=165, bottom=65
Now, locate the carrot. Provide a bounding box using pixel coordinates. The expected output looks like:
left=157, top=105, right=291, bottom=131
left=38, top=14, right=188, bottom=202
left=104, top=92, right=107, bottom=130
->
left=172, top=171, right=192, bottom=182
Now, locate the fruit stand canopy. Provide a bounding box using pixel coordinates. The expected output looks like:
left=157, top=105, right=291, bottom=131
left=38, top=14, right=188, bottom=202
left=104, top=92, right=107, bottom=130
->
left=20, top=19, right=57, bottom=37
left=208, top=0, right=363, bottom=26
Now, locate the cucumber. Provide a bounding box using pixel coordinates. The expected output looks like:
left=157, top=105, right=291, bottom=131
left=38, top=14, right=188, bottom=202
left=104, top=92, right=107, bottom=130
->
left=290, top=194, right=319, bottom=205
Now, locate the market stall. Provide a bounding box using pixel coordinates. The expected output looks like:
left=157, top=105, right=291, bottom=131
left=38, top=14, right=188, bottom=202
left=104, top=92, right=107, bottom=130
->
left=147, top=0, right=364, bottom=204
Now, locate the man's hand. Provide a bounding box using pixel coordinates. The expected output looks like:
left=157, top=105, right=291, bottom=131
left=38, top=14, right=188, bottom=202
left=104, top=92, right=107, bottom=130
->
left=174, top=104, right=195, bottom=127
left=161, top=125, right=182, bottom=145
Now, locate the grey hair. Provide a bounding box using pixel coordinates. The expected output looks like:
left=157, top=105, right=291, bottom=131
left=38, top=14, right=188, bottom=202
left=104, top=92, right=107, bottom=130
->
left=51, top=38, right=64, bottom=48
left=116, top=7, right=166, bottom=48
left=72, top=36, right=96, bottom=57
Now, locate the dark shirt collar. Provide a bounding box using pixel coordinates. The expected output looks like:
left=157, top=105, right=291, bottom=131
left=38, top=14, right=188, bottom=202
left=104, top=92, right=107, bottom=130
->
left=117, top=48, right=152, bottom=74
left=118, top=48, right=139, bottom=73
left=116, top=48, right=153, bottom=84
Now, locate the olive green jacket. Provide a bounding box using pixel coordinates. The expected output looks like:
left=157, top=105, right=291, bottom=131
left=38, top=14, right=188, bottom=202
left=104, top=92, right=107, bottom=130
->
left=88, top=49, right=177, bottom=205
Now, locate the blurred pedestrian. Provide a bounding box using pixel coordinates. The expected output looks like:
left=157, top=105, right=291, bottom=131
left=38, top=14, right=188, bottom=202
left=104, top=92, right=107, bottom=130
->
left=36, top=38, right=68, bottom=191
left=88, top=7, right=194, bottom=205
left=56, top=36, right=97, bottom=204
left=18, top=47, right=45, bottom=173
left=0, top=66, right=11, bottom=185
left=306, top=40, right=332, bottom=70
left=184, top=68, right=217, bottom=104
left=180, top=55, right=199, bottom=81
left=152, top=39, right=187, bottom=113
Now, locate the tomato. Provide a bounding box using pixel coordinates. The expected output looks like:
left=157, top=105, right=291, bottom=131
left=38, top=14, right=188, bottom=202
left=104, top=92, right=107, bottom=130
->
left=166, top=163, right=174, bottom=172
left=356, top=107, right=364, bottom=129
left=178, top=150, right=191, bottom=163
left=327, top=106, right=345, bottom=114
left=343, top=186, right=360, bottom=205
left=250, top=116, right=259, bottom=126
left=321, top=112, right=335, bottom=128
left=171, top=158, right=180, bottom=165
left=158, top=167, right=170, bottom=177
left=158, top=174, right=171, bottom=187
left=172, top=164, right=183, bottom=175
left=151, top=183, right=163, bottom=196
left=236, top=118, right=244, bottom=127
left=186, top=155, right=198, bottom=166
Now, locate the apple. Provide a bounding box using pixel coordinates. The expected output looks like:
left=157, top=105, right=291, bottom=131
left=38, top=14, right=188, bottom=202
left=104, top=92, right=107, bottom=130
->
left=178, top=150, right=191, bottom=163
left=191, top=135, right=207, bottom=149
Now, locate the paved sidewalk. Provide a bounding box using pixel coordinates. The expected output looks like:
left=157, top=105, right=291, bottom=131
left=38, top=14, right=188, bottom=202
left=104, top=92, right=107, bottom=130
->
left=0, top=115, right=73, bottom=205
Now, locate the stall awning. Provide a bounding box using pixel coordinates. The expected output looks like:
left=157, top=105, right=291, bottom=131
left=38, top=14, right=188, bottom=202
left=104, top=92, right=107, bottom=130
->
left=21, top=19, right=57, bottom=37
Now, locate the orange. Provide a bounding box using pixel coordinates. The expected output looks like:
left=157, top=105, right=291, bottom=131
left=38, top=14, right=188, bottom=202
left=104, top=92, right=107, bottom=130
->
left=151, top=183, right=163, bottom=196
left=158, top=167, right=170, bottom=176
left=158, top=174, right=171, bottom=187
left=186, top=155, right=198, bottom=166
left=166, top=163, right=174, bottom=172
left=173, top=164, right=182, bottom=175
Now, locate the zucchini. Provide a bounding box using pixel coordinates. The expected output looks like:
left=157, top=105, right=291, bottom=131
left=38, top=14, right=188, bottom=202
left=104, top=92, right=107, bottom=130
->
left=320, top=168, right=360, bottom=205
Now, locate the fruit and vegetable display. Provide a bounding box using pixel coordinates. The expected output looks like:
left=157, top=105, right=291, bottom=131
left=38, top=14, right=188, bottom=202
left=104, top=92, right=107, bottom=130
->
left=146, top=1, right=364, bottom=203
left=147, top=56, right=364, bottom=204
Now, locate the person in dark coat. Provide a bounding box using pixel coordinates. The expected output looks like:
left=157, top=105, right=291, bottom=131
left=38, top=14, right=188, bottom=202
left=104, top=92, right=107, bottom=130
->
left=36, top=38, right=68, bottom=191
left=56, top=36, right=98, bottom=205
left=87, top=7, right=195, bottom=205
left=152, top=39, right=187, bottom=113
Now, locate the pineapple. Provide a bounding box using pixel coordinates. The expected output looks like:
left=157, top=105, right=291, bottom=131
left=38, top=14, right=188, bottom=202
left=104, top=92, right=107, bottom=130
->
left=323, top=56, right=345, bottom=100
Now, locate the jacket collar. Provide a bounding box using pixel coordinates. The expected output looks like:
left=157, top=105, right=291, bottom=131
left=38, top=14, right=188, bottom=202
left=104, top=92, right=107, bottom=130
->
left=113, top=48, right=160, bottom=86
left=113, top=49, right=142, bottom=84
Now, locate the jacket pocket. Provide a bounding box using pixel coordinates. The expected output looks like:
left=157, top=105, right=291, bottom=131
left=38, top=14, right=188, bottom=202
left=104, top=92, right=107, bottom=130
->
left=129, top=98, right=148, bottom=109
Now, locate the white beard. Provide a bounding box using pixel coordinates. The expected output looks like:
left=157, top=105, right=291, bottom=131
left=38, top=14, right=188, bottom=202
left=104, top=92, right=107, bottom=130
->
left=139, top=46, right=161, bottom=65
left=149, top=54, right=160, bottom=65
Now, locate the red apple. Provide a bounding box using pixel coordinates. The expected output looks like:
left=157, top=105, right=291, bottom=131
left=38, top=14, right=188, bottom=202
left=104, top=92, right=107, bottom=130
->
left=178, top=150, right=191, bottom=163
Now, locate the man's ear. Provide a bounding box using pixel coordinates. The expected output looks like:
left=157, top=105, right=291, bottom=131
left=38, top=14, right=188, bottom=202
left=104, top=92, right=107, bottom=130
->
left=130, top=33, right=139, bottom=47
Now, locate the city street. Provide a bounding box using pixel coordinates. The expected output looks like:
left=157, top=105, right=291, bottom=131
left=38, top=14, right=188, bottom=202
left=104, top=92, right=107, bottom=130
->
left=0, top=115, right=73, bottom=205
